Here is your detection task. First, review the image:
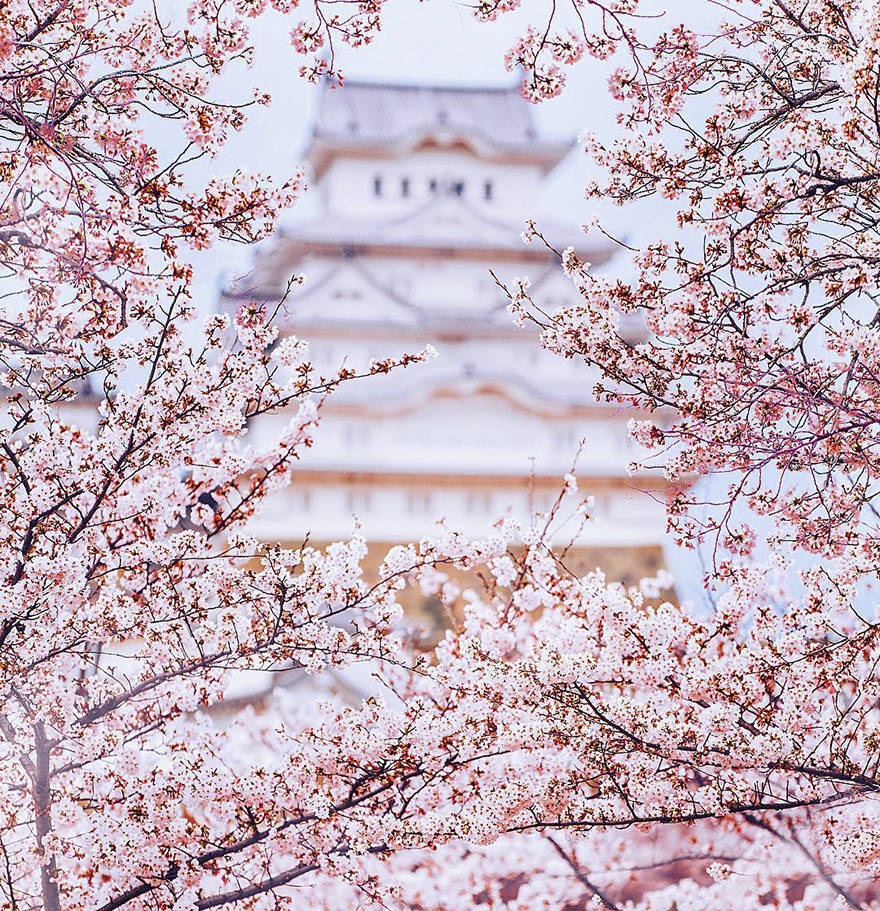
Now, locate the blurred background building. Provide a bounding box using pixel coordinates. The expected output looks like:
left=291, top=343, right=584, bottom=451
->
left=221, top=78, right=667, bottom=590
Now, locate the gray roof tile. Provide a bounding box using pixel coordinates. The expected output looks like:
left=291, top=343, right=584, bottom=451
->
left=313, top=79, right=544, bottom=150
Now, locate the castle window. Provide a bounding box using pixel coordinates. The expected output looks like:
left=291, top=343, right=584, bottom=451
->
left=555, top=427, right=580, bottom=450
left=345, top=489, right=372, bottom=513
left=406, top=491, right=432, bottom=514
left=466, top=491, right=492, bottom=513
left=451, top=181, right=465, bottom=197
left=484, top=180, right=493, bottom=201
left=401, top=177, right=410, bottom=197
left=373, top=176, right=382, bottom=196
left=429, top=178, right=438, bottom=194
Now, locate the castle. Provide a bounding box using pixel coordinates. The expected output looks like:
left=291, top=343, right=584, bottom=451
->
left=221, top=79, right=667, bottom=588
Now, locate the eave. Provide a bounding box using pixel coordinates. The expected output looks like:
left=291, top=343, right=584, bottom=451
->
left=308, top=132, right=573, bottom=178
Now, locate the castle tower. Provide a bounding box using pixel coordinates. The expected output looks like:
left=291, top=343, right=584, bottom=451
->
left=222, top=80, right=667, bottom=583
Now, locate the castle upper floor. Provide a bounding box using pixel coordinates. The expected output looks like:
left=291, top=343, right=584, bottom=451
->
left=306, top=80, right=571, bottom=222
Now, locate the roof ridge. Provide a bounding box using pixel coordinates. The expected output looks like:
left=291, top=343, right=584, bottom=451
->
left=324, top=77, right=522, bottom=95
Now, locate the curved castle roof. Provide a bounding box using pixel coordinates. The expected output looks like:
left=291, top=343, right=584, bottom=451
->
left=307, top=79, right=571, bottom=175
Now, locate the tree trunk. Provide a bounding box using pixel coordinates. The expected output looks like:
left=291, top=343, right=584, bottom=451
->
left=33, top=723, right=60, bottom=911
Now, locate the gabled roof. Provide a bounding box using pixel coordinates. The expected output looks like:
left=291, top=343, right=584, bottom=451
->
left=307, top=79, right=571, bottom=174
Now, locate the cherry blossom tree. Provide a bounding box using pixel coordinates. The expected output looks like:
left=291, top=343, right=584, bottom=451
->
left=0, top=2, right=429, bottom=908
left=6, top=0, right=880, bottom=909
left=499, top=0, right=880, bottom=583
left=488, top=0, right=880, bottom=904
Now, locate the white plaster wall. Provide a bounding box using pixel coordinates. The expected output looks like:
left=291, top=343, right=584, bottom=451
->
left=251, top=392, right=646, bottom=493
left=249, top=480, right=665, bottom=546
left=320, top=149, right=544, bottom=221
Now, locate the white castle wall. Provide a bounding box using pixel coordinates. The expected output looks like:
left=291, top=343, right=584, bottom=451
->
left=320, top=148, right=544, bottom=221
